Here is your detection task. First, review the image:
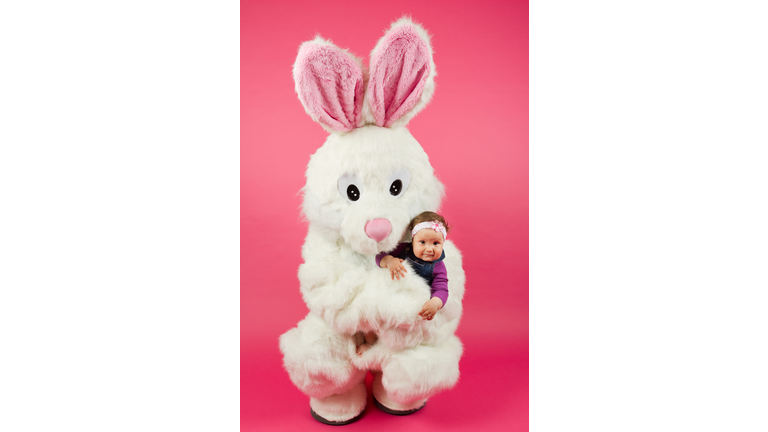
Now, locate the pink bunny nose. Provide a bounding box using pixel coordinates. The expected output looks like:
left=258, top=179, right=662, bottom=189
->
left=365, top=218, right=391, bottom=242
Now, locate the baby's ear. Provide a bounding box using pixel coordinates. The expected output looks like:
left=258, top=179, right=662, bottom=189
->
left=362, top=17, right=436, bottom=128
left=293, top=36, right=365, bottom=133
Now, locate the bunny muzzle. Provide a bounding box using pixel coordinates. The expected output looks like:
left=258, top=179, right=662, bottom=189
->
left=337, top=203, right=410, bottom=256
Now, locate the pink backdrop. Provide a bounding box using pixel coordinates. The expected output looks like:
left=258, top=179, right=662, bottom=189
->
left=241, top=0, right=528, bottom=430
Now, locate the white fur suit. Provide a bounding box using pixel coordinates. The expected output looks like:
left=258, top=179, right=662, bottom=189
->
left=278, top=18, right=465, bottom=425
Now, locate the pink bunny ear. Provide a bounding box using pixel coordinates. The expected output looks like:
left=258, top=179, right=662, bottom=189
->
left=293, top=37, right=365, bottom=133
left=363, top=18, right=436, bottom=128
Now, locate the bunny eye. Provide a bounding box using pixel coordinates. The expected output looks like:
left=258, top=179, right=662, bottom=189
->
left=347, top=185, right=360, bottom=201
left=386, top=167, right=410, bottom=198
left=338, top=173, right=364, bottom=203
left=390, top=180, right=402, bottom=195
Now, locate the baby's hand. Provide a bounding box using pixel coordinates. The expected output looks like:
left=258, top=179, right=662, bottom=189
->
left=381, top=255, right=408, bottom=280
left=418, top=297, right=443, bottom=320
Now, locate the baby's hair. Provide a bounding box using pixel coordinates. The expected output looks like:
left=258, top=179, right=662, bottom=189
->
left=407, top=211, right=451, bottom=237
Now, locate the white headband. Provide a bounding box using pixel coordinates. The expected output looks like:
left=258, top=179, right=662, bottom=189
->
left=411, top=221, right=447, bottom=241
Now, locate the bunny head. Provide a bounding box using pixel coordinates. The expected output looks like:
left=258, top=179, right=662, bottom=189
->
left=295, top=18, right=444, bottom=256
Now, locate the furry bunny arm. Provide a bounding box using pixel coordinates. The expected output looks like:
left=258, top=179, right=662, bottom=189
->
left=298, top=260, right=369, bottom=335
left=298, top=231, right=436, bottom=338
left=298, top=257, right=436, bottom=338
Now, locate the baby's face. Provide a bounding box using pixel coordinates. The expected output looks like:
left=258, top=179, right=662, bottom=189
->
left=412, top=228, right=444, bottom=262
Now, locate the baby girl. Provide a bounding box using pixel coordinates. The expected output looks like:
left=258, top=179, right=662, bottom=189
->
left=356, top=211, right=450, bottom=356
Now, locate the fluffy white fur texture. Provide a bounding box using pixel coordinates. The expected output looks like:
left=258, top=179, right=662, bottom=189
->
left=280, top=17, right=464, bottom=423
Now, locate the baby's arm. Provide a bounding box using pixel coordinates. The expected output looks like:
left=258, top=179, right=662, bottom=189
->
left=375, top=244, right=409, bottom=281
left=418, top=297, right=443, bottom=320
left=430, top=261, right=449, bottom=306
left=380, top=255, right=408, bottom=280
left=418, top=262, right=449, bottom=320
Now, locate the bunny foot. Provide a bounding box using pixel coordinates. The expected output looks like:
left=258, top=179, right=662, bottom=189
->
left=371, top=372, right=426, bottom=415
left=309, top=381, right=367, bottom=425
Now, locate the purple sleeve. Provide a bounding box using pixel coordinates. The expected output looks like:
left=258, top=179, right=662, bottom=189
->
left=430, top=261, right=449, bottom=307
left=375, top=243, right=407, bottom=267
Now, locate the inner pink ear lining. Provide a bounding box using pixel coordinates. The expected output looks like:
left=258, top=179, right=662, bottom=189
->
left=296, top=43, right=364, bottom=132
left=367, top=26, right=431, bottom=127
left=295, top=23, right=431, bottom=132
